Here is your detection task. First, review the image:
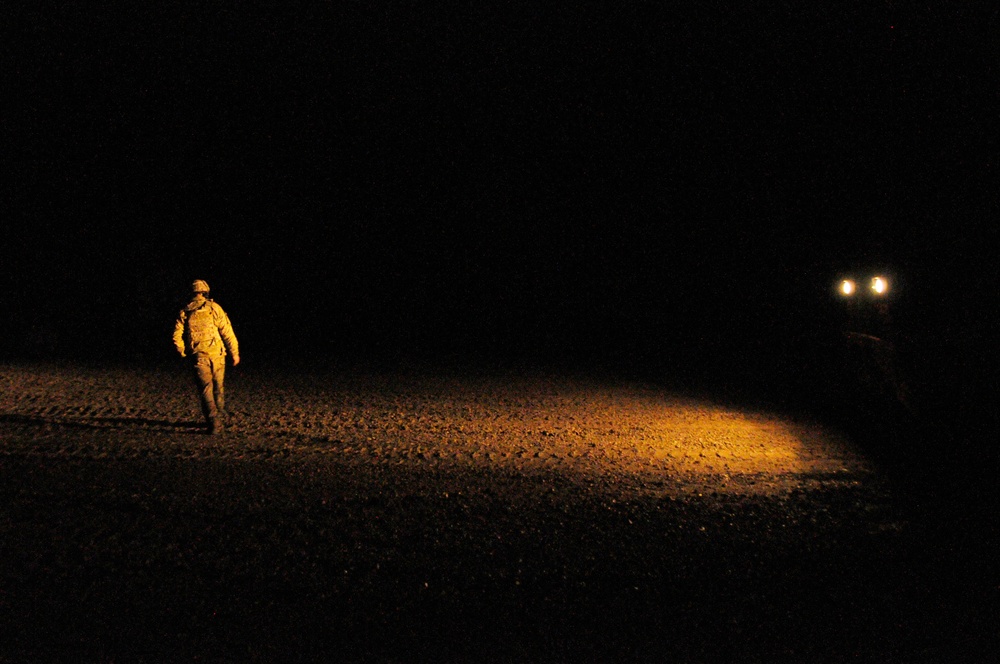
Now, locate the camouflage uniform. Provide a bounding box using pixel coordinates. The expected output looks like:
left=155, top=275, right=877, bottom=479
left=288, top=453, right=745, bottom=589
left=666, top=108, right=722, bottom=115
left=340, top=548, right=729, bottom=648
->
left=173, top=281, right=240, bottom=433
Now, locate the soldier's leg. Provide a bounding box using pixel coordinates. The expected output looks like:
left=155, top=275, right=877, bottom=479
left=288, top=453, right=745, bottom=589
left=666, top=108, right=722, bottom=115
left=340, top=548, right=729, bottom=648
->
left=193, top=354, right=218, bottom=425
left=213, top=356, right=227, bottom=417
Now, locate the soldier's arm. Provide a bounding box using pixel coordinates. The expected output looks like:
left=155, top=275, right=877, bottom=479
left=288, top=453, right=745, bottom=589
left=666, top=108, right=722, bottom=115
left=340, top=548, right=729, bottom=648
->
left=172, top=313, right=187, bottom=357
left=215, top=305, right=240, bottom=363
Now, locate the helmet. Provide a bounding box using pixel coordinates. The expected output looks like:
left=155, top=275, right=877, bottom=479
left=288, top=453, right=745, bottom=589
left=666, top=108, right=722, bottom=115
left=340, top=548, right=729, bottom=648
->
left=191, top=279, right=210, bottom=294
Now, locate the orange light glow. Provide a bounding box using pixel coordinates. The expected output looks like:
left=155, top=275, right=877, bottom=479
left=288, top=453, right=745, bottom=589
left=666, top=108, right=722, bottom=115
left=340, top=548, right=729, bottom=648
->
left=870, top=276, right=888, bottom=295
left=839, top=279, right=856, bottom=296
left=0, top=366, right=873, bottom=499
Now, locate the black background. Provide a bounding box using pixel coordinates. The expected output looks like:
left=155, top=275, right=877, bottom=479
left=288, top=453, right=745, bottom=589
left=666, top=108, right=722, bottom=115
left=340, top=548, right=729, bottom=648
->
left=4, top=3, right=997, bottom=401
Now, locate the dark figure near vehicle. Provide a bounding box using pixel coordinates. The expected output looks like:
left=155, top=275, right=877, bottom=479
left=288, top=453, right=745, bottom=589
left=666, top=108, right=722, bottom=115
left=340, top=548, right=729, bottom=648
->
left=172, top=280, right=240, bottom=434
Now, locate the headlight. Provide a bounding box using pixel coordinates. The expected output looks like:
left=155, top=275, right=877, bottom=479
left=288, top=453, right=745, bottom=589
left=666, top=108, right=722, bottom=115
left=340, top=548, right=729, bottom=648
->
left=839, top=279, right=857, bottom=297
left=870, top=276, right=889, bottom=296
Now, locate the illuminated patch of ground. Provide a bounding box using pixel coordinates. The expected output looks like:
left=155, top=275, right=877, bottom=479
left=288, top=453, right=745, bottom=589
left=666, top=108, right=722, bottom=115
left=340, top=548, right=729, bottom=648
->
left=0, top=364, right=872, bottom=496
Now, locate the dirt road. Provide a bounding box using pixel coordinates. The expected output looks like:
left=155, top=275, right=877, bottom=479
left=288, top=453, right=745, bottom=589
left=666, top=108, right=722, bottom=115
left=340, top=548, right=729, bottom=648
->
left=1, top=363, right=996, bottom=662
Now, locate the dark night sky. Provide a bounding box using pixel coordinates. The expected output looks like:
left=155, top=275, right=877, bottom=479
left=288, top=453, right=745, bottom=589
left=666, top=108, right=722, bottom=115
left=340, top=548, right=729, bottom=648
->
left=3, top=3, right=998, bottom=386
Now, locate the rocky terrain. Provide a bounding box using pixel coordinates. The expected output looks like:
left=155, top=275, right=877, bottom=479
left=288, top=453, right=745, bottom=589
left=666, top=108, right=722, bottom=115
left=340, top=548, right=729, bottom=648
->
left=1, top=362, right=996, bottom=662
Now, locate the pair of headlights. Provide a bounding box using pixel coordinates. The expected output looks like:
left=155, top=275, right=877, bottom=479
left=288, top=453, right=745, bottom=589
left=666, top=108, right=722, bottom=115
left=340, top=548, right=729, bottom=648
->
left=838, top=276, right=889, bottom=298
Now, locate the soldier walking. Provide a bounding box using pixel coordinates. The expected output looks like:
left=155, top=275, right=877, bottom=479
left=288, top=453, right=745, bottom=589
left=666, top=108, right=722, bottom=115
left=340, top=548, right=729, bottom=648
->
left=173, top=280, right=240, bottom=434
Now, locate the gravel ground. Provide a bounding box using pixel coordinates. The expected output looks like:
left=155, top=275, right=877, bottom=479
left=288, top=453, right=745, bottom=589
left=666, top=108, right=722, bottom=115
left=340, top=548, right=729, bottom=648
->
left=1, top=362, right=997, bottom=662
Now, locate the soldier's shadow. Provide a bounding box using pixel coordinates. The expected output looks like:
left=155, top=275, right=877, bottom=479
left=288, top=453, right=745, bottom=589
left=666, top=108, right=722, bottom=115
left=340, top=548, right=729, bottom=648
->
left=1, top=413, right=205, bottom=433
left=88, top=416, right=205, bottom=432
